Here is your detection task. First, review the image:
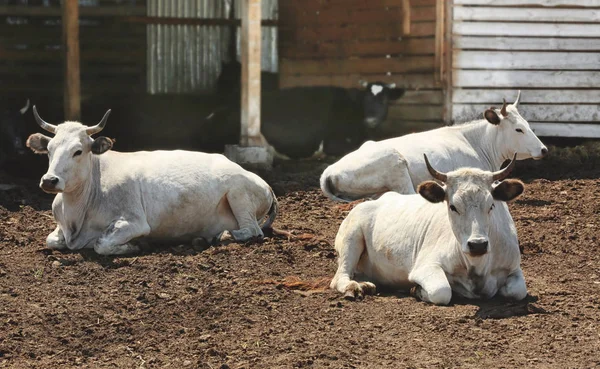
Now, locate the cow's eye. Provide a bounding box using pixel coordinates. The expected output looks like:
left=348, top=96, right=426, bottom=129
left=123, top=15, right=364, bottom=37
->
left=450, top=205, right=460, bottom=214
left=73, top=150, right=82, bottom=157
left=516, top=128, right=524, bottom=133
left=489, top=203, right=495, bottom=212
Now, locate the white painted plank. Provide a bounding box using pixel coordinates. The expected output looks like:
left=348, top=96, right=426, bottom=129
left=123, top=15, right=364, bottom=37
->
left=455, top=7, right=600, bottom=22
left=453, top=22, right=600, bottom=37
left=453, top=36, right=600, bottom=51
left=454, top=0, right=600, bottom=6
left=530, top=123, right=600, bottom=138
left=452, top=104, right=600, bottom=122
left=453, top=89, right=600, bottom=104
left=453, top=70, right=600, bottom=88
left=454, top=51, right=600, bottom=70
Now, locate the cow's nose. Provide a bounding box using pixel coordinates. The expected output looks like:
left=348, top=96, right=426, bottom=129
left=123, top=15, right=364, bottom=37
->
left=42, top=176, right=59, bottom=187
left=541, top=147, right=548, bottom=157
left=467, top=240, right=488, bottom=256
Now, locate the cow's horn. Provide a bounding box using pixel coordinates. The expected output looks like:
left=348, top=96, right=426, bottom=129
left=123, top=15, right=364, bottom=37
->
left=20, top=99, right=31, bottom=115
left=492, top=152, right=518, bottom=181
left=387, top=83, right=396, bottom=89
left=424, top=154, right=447, bottom=182
left=500, top=99, right=508, bottom=117
left=514, top=90, right=521, bottom=107
left=85, top=109, right=111, bottom=135
left=359, top=80, right=369, bottom=88
left=32, top=106, right=57, bottom=134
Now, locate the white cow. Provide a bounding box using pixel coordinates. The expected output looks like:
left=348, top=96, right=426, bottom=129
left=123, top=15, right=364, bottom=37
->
left=330, top=154, right=527, bottom=305
left=321, top=91, right=547, bottom=201
left=26, top=107, right=277, bottom=255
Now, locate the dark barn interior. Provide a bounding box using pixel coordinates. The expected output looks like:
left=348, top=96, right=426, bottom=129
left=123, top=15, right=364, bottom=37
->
left=0, top=0, right=444, bottom=161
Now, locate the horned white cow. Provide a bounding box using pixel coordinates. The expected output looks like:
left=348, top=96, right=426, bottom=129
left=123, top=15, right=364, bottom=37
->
left=330, top=154, right=527, bottom=305
left=27, top=107, right=277, bottom=255
left=321, top=91, right=547, bottom=201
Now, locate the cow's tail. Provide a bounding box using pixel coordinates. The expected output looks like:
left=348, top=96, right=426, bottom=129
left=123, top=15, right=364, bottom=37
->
left=261, top=187, right=278, bottom=230
left=320, top=170, right=352, bottom=203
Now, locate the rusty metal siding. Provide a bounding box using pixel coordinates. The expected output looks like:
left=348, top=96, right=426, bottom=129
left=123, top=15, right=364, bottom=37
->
left=147, top=0, right=278, bottom=94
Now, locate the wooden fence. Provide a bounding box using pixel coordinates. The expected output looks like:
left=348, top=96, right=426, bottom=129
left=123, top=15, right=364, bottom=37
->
left=451, top=0, right=600, bottom=138
left=278, top=0, right=445, bottom=137
left=0, top=1, right=147, bottom=101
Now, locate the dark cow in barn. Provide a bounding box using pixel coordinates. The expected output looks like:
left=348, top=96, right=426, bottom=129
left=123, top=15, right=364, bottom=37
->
left=0, top=98, right=31, bottom=166
left=211, top=81, right=406, bottom=158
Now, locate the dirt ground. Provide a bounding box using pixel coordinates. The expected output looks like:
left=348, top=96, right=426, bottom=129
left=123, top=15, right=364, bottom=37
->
left=0, top=155, right=599, bottom=369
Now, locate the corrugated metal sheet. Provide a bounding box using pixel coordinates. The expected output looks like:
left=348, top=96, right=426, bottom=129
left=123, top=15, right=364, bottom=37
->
left=148, top=0, right=278, bottom=94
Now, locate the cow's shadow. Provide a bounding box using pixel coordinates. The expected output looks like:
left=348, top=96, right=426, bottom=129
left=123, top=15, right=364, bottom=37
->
left=379, top=289, right=548, bottom=319
left=451, top=294, right=548, bottom=319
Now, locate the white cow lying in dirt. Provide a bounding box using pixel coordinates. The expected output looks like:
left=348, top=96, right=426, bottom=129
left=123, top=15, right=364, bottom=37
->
left=321, top=91, right=547, bottom=201
left=27, top=107, right=277, bottom=255
left=330, top=154, right=527, bottom=305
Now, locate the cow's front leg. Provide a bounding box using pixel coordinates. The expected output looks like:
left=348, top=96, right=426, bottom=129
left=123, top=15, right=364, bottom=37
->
left=498, top=269, right=527, bottom=301
left=409, top=265, right=452, bottom=305
left=94, top=218, right=150, bottom=256
left=46, top=225, right=67, bottom=250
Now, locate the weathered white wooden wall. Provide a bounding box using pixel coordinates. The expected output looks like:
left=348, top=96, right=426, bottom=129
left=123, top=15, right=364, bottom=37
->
left=451, top=0, right=600, bottom=138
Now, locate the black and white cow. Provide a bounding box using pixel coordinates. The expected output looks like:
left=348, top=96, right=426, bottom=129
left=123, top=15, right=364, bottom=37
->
left=212, top=81, right=406, bottom=159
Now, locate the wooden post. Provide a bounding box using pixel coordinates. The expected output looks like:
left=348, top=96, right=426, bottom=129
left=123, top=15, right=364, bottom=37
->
left=240, top=0, right=262, bottom=147
left=443, top=0, right=454, bottom=125
left=62, top=0, right=81, bottom=120
left=401, top=0, right=411, bottom=35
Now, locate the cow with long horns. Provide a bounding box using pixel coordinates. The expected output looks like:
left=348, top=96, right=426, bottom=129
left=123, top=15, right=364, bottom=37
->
left=330, top=154, right=527, bottom=305
left=321, top=91, right=547, bottom=201
left=26, top=107, right=278, bottom=255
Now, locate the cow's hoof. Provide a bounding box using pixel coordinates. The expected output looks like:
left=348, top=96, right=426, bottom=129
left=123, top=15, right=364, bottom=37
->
left=47, top=240, right=67, bottom=250
left=343, top=281, right=376, bottom=301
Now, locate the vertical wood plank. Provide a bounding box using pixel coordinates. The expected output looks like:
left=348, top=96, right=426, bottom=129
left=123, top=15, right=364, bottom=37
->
left=402, top=0, right=411, bottom=35
left=240, top=0, right=262, bottom=147
left=443, top=0, right=453, bottom=124
left=434, top=0, right=444, bottom=84
left=62, top=0, right=81, bottom=121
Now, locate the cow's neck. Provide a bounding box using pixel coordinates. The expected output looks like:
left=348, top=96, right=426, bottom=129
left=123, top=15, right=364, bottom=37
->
left=459, top=121, right=505, bottom=171
left=60, top=157, right=99, bottom=242
left=455, top=241, right=491, bottom=276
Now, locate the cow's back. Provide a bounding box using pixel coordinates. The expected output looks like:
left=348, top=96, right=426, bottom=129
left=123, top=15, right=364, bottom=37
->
left=371, top=122, right=493, bottom=186
left=341, top=192, right=453, bottom=286
left=96, top=150, right=270, bottom=240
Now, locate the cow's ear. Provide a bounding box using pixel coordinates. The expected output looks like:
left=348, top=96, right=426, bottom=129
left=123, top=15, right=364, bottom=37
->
left=387, top=88, right=406, bottom=100
left=484, top=108, right=501, bottom=125
left=26, top=133, right=51, bottom=154
left=492, top=179, right=524, bottom=202
left=91, top=136, right=114, bottom=155
left=418, top=181, right=446, bottom=203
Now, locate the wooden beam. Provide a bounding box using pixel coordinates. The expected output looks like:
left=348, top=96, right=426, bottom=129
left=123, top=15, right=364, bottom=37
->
left=443, top=0, right=453, bottom=124
left=402, top=0, right=411, bottom=35
left=62, top=0, right=81, bottom=121
left=240, top=0, right=262, bottom=147
left=122, top=16, right=277, bottom=27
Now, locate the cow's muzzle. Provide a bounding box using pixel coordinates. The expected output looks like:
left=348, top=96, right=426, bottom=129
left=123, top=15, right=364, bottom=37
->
left=40, top=175, right=61, bottom=194
left=467, top=240, right=488, bottom=256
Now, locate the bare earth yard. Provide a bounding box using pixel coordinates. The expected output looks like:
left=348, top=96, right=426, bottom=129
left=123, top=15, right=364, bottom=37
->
left=0, top=157, right=599, bottom=368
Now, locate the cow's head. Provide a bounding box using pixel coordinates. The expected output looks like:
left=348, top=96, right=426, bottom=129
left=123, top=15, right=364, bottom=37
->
left=418, top=153, right=524, bottom=257
left=483, top=91, right=547, bottom=161
left=26, top=106, right=113, bottom=194
left=359, top=81, right=405, bottom=129
left=0, top=99, right=31, bottom=158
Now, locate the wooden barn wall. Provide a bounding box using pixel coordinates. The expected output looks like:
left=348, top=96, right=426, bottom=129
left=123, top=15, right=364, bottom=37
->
left=278, top=0, right=444, bottom=137
left=0, top=0, right=146, bottom=102
left=452, top=0, right=600, bottom=138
